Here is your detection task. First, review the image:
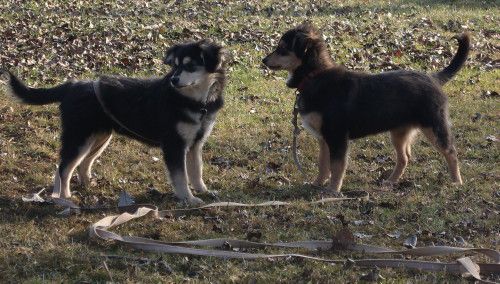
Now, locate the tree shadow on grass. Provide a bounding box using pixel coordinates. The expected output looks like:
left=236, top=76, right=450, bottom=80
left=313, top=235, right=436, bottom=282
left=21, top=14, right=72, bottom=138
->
left=309, top=0, right=492, bottom=18
left=400, top=0, right=493, bottom=9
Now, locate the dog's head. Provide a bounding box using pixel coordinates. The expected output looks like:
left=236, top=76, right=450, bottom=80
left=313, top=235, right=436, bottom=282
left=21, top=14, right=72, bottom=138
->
left=262, top=23, right=321, bottom=72
left=164, top=40, right=223, bottom=89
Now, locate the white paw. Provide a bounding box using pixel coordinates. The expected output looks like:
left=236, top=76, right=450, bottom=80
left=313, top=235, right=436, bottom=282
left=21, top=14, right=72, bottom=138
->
left=192, top=182, right=208, bottom=193
left=381, top=180, right=395, bottom=190
left=186, top=196, right=205, bottom=206
left=312, top=177, right=328, bottom=187
left=53, top=191, right=72, bottom=199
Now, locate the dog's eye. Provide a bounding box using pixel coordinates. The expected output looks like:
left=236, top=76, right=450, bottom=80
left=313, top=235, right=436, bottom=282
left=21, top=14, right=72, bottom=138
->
left=183, top=64, right=196, bottom=72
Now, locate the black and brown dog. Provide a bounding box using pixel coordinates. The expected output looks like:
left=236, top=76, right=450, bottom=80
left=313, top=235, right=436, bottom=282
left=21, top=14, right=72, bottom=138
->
left=2, top=40, right=225, bottom=205
left=263, top=23, right=469, bottom=194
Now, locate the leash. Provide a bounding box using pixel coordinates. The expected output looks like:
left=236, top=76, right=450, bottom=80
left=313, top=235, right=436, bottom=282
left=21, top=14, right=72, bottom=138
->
left=49, top=190, right=369, bottom=213
left=85, top=202, right=499, bottom=282
left=291, top=69, right=326, bottom=179
left=27, top=195, right=499, bottom=281
left=292, top=90, right=307, bottom=178
left=93, top=81, right=158, bottom=144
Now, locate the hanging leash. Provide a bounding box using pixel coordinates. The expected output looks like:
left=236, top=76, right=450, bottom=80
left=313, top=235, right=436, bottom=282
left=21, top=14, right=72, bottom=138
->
left=292, top=90, right=307, bottom=178
left=291, top=70, right=326, bottom=179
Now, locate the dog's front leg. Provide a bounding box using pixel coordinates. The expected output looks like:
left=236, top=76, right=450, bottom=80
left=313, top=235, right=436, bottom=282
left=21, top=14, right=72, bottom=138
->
left=313, top=138, right=331, bottom=186
left=324, top=135, right=349, bottom=194
left=186, top=141, right=208, bottom=193
left=162, top=142, right=203, bottom=206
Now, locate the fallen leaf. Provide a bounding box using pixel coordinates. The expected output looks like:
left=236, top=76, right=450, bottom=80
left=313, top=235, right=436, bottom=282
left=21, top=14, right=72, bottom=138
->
left=403, top=235, right=418, bottom=248
left=118, top=190, right=135, bottom=207
left=387, top=231, right=401, bottom=239
left=353, top=232, right=373, bottom=239
left=21, top=188, right=46, bottom=203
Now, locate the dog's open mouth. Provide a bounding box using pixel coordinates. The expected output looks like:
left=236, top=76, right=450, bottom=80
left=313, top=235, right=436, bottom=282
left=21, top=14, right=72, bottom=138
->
left=265, top=65, right=282, bottom=71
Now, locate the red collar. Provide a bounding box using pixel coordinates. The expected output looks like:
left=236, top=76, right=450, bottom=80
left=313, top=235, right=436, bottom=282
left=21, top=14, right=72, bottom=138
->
left=296, top=69, right=324, bottom=93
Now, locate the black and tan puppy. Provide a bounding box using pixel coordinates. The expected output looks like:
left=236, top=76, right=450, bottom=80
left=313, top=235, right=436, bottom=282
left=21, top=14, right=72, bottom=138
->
left=263, top=23, right=469, bottom=194
left=2, top=40, right=225, bottom=205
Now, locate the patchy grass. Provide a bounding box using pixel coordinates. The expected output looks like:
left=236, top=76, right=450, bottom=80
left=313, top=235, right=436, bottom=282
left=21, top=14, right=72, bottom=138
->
left=0, top=0, right=499, bottom=282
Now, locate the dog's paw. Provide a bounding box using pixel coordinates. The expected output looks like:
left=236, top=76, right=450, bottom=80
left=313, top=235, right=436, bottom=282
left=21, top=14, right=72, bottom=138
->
left=451, top=178, right=463, bottom=186
left=306, top=182, right=325, bottom=192
left=380, top=180, right=395, bottom=190
left=325, top=190, right=344, bottom=198
left=312, top=177, right=328, bottom=187
left=314, top=186, right=344, bottom=198
left=80, top=178, right=97, bottom=188
left=185, top=196, right=205, bottom=207
left=192, top=182, right=208, bottom=193
left=52, top=191, right=72, bottom=199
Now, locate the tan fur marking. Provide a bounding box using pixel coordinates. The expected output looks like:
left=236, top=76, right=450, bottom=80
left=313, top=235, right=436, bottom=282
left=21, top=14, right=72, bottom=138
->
left=176, top=121, right=200, bottom=145
left=301, top=112, right=322, bottom=138
left=385, top=127, right=417, bottom=184
left=52, top=136, right=96, bottom=198
left=313, top=138, right=330, bottom=186
left=186, top=142, right=207, bottom=193
left=265, top=52, right=302, bottom=71
left=421, top=128, right=463, bottom=184
left=78, top=133, right=112, bottom=187
left=327, top=158, right=347, bottom=192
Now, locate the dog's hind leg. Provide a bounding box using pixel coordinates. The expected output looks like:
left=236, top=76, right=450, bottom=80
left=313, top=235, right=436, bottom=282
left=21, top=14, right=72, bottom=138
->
left=384, top=127, right=417, bottom=185
left=421, top=126, right=463, bottom=185
left=186, top=141, right=208, bottom=193
left=313, top=138, right=331, bottom=186
left=78, top=133, right=112, bottom=187
left=53, top=135, right=96, bottom=198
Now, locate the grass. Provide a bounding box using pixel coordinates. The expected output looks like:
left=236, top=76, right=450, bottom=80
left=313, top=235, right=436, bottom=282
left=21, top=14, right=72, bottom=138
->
left=0, top=0, right=499, bottom=282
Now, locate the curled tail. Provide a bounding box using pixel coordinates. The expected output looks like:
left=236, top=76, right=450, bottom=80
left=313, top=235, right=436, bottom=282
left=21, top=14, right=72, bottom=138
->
left=1, top=69, right=67, bottom=105
left=433, top=33, right=470, bottom=85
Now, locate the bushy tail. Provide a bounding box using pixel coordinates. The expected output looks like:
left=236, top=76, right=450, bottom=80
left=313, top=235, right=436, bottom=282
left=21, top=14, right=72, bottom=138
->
left=433, top=33, right=470, bottom=85
left=1, top=69, right=67, bottom=105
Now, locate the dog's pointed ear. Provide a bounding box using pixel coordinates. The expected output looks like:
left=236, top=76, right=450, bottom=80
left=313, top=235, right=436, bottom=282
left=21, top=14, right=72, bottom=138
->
left=164, top=44, right=179, bottom=66
left=199, top=41, right=223, bottom=73
left=292, top=32, right=314, bottom=58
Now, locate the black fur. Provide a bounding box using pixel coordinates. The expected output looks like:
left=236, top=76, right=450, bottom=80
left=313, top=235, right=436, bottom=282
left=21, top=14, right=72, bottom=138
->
left=2, top=40, right=226, bottom=203
left=295, top=35, right=469, bottom=150
left=264, top=23, right=469, bottom=190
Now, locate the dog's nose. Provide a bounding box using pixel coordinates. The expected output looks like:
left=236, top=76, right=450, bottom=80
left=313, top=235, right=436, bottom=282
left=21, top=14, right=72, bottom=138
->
left=170, top=77, right=179, bottom=86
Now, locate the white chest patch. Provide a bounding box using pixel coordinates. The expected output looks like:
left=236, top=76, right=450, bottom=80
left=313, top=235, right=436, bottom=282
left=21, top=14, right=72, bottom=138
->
left=200, top=119, right=216, bottom=143
left=176, top=111, right=216, bottom=146
left=177, top=121, right=201, bottom=145
left=286, top=71, right=293, bottom=85
left=301, top=112, right=323, bottom=138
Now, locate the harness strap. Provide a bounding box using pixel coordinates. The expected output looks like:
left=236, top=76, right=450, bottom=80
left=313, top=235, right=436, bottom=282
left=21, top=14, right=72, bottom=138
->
left=93, top=81, right=158, bottom=144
